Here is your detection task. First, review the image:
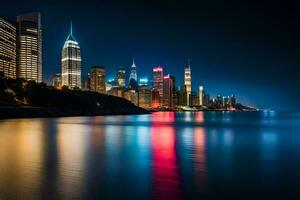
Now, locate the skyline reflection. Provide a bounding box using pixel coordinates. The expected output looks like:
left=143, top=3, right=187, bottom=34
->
left=1, top=111, right=300, bottom=199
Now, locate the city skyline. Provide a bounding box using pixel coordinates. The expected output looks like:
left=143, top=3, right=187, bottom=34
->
left=1, top=0, right=299, bottom=109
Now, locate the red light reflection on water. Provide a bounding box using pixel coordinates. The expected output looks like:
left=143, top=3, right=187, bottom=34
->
left=151, top=125, right=183, bottom=200
left=151, top=112, right=175, bottom=124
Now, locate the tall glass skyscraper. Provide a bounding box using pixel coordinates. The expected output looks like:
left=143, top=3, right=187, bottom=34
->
left=0, top=17, right=16, bottom=79
left=129, top=57, right=137, bottom=89
left=61, top=23, right=81, bottom=89
left=184, top=60, right=191, bottom=106
left=152, top=66, right=164, bottom=97
left=16, top=12, right=42, bottom=82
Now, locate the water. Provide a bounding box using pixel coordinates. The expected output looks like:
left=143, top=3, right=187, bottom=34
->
left=0, top=111, right=300, bottom=199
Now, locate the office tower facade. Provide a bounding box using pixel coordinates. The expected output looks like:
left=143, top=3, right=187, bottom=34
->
left=199, top=85, right=204, bottom=106
left=152, top=66, right=164, bottom=97
left=151, top=89, right=160, bottom=108
left=61, top=23, right=81, bottom=89
left=116, top=67, right=126, bottom=87
left=16, top=12, right=42, bottom=82
left=0, top=17, right=16, bottom=79
left=124, top=89, right=138, bottom=106
left=138, top=85, right=152, bottom=109
left=90, top=66, right=106, bottom=94
left=139, top=77, right=148, bottom=86
left=52, top=73, right=62, bottom=89
left=184, top=61, right=191, bottom=106
left=163, top=74, right=173, bottom=108
left=179, top=85, right=187, bottom=106
left=129, top=57, right=137, bottom=87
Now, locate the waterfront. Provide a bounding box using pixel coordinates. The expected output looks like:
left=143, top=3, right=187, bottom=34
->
left=0, top=111, right=300, bottom=199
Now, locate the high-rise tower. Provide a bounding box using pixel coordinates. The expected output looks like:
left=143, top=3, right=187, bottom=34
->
left=61, top=22, right=81, bottom=89
left=16, top=12, right=42, bottom=82
left=152, top=66, right=164, bottom=97
left=129, top=56, right=137, bottom=82
left=0, top=17, right=16, bottom=79
left=184, top=59, right=191, bottom=106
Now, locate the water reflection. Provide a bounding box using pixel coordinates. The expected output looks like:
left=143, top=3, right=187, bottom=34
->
left=1, top=111, right=300, bottom=199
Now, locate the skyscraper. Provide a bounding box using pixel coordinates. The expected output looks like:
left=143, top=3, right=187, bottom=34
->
left=0, top=17, right=16, bottom=79
left=129, top=56, right=137, bottom=88
left=152, top=66, right=164, bottom=97
left=199, top=85, right=204, bottom=106
left=61, top=22, right=81, bottom=89
left=116, top=67, right=125, bottom=87
left=138, top=85, right=152, bottom=109
left=52, top=73, right=62, bottom=89
left=90, top=66, right=106, bottom=94
left=16, top=12, right=42, bottom=82
left=163, top=74, right=173, bottom=108
left=184, top=60, right=191, bottom=106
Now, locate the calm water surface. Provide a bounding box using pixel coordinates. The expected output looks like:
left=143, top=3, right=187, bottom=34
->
left=1, top=111, right=300, bottom=199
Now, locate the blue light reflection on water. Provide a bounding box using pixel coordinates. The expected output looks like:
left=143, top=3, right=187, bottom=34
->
left=1, top=111, right=300, bottom=199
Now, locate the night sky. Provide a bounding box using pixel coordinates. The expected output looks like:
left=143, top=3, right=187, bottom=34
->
left=2, top=0, right=300, bottom=110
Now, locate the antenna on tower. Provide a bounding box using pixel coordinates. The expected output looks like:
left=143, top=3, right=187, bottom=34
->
left=70, top=21, right=73, bottom=35
left=188, top=58, right=191, bottom=69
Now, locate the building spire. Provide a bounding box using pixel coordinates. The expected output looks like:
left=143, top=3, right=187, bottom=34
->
left=70, top=21, right=73, bottom=35
left=132, top=53, right=136, bottom=68
left=188, top=58, right=191, bottom=69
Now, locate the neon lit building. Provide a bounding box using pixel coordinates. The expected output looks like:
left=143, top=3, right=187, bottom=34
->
left=0, top=18, right=16, bottom=79
left=163, top=74, right=173, bottom=108
left=61, top=22, right=81, bottom=89
left=184, top=61, right=191, bottom=106
left=16, top=12, right=42, bottom=82
left=152, top=66, right=164, bottom=97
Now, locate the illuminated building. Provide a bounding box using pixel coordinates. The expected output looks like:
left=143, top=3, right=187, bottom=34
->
left=129, top=57, right=137, bottom=88
left=151, top=89, right=160, bottom=108
left=116, top=67, right=125, bottom=87
left=16, top=12, right=42, bottom=82
left=189, top=91, right=198, bottom=106
left=124, top=89, right=138, bottom=106
left=153, top=66, right=163, bottom=97
left=163, top=74, right=173, bottom=108
left=138, top=85, right=152, bottom=109
left=90, top=66, right=106, bottom=94
left=199, top=85, right=204, bottom=106
left=0, top=17, right=16, bottom=79
left=139, top=77, right=148, bottom=86
left=107, top=86, right=124, bottom=98
left=52, top=73, right=62, bottom=89
left=61, top=22, right=81, bottom=89
left=179, top=85, right=187, bottom=106
left=184, top=60, right=191, bottom=106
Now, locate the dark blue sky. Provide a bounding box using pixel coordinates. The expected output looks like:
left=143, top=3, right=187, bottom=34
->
left=2, top=0, right=300, bottom=110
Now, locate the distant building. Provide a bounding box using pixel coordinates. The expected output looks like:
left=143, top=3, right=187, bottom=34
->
left=107, top=86, right=124, bottom=98
left=152, top=66, right=164, bottom=105
left=82, top=73, right=91, bottom=91
left=129, top=57, right=137, bottom=87
left=179, top=85, right=187, bottom=106
left=199, top=85, right=204, bottom=106
left=184, top=60, right=191, bottom=106
left=138, top=85, right=152, bottom=109
left=189, top=91, right=198, bottom=106
left=0, top=17, right=16, bottom=79
left=52, top=73, right=62, bottom=89
left=61, top=22, right=81, bottom=89
left=116, top=67, right=126, bottom=87
left=151, top=89, right=160, bottom=108
left=203, top=93, right=210, bottom=106
left=163, top=74, right=173, bottom=108
left=90, top=66, right=106, bottom=94
left=124, top=89, right=138, bottom=106
left=139, top=77, right=148, bottom=86
left=16, top=12, right=42, bottom=82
